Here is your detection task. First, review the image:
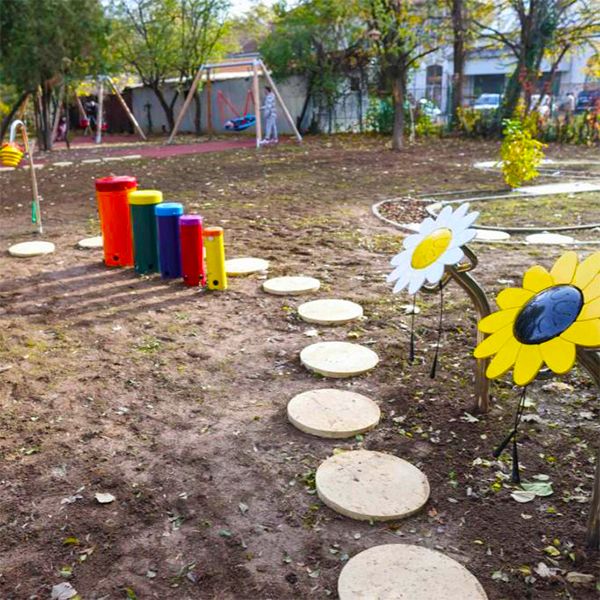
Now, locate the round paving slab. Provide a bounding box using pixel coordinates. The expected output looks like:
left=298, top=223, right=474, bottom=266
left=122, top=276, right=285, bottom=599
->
left=525, top=232, right=575, bottom=245
left=474, top=229, right=511, bottom=242
left=300, top=341, right=379, bottom=378
left=225, top=257, right=270, bottom=276
left=316, top=450, right=429, bottom=520
left=263, top=276, right=320, bottom=296
left=338, top=544, right=488, bottom=600
left=78, top=236, right=103, bottom=249
left=8, top=241, right=55, bottom=257
left=298, top=299, right=363, bottom=325
left=287, top=389, right=380, bottom=438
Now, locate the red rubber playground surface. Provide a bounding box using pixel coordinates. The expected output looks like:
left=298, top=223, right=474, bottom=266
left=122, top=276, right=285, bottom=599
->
left=48, top=135, right=257, bottom=162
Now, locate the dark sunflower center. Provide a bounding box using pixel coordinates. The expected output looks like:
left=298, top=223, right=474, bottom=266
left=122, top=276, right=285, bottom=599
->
left=514, top=284, right=583, bottom=345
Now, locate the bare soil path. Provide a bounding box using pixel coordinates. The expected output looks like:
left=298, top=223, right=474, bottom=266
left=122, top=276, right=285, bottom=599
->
left=0, top=136, right=598, bottom=599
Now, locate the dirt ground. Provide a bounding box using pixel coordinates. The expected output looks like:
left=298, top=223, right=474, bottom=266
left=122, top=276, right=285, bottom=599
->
left=0, top=135, right=599, bottom=599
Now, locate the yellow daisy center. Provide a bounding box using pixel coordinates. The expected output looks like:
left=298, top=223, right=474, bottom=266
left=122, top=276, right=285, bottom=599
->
left=411, top=227, right=453, bottom=270
left=513, top=284, right=583, bottom=345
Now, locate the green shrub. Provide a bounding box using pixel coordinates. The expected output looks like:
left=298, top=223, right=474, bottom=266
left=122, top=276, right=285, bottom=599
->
left=500, top=118, right=546, bottom=188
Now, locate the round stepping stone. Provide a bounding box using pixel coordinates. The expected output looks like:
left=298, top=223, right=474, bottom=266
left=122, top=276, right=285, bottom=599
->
left=8, top=241, right=55, bottom=257
left=300, top=341, right=379, bottom=378
left=525, top=232, right=575, bottom=245
left=225, top=257, right=269, bottom=276
left=298, top=299, right=363, bottom=325
left=78, top=236, right=103, bottom=249
left=316, top=450, right=429, bottom=521
left=474, top=229, right=511, bottom=242
left=338, top=544, right=488, bottom=600
left=287, top=389, right=380, bottom=438
left=263, top=275, right=320, bottom=296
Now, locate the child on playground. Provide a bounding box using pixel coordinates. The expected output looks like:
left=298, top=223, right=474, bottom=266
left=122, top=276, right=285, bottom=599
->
left=261, top=86, right=278, bottom=145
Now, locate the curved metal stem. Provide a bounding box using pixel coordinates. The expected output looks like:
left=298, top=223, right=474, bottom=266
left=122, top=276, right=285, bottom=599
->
left=8, top=119, right=43, bottom=234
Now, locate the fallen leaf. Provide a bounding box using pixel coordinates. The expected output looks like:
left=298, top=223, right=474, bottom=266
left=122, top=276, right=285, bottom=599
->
left=95, top=492, right=115, bottom=504
left=565, top=572, right=595, bottom=585
left=51, top=582, right=79, bottom=600
left=511, top=491, right=536, bottom=503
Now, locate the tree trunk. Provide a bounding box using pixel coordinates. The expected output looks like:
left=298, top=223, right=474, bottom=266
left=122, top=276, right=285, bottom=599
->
left=450, top=0, right=465, bottom=127
left=391, top=75, right=405, bottom=151
left=0, top=91, right=30, bottom=142
left=151, top=85, right=175, bottom=132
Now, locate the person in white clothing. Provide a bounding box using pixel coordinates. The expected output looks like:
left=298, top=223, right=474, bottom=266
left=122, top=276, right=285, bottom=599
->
left=261, top=86, right=278, bottom=144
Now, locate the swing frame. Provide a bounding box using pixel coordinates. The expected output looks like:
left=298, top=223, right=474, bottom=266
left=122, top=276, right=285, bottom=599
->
left=74, top=76, right=147, bottom=144
left=167, top=58, right=302, bottom=147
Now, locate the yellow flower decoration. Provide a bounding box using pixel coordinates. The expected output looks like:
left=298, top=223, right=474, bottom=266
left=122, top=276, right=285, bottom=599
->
left=474, top=251, right=600, bottom=386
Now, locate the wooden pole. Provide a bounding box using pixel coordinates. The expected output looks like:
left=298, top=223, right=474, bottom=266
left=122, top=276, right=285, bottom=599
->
left=106, top=77, right=147, bottom=141
left=260, top=60, right=302, bottom=142
left=252, top=61, right=262, bottom=148
left=50, top=84, right=65, bottom=148
left=168, top=66, right=204, bottom=144
left=95, top=78, right=104, bottom=144
left=206, top=71, right=213, bottom=138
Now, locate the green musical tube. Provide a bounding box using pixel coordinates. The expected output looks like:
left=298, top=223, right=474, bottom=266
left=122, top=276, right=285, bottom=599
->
left=128, top=190, right=163, bottom=274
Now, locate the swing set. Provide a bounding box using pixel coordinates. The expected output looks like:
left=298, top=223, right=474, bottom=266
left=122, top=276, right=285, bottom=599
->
left=168, top=57, right=302, bottom=147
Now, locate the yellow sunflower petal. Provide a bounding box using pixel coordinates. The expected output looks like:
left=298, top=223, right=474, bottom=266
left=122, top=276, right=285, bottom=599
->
left=561, top=319, right=600, bottom=347
left=583, top=274, right=600, bottom=302
left=540, top=337, right=576, bottom=374
left=478, top=308, right=519, bottom=334
left=473, top=324, right=514, bottom=359
left=522, top=265, right=553, bottom=292
left=486, top=337, right=521, bottom=379
left=580, top=296, right=600, bottom=321
left=496, top=287, right=534, bottom=310
left=513, top=345, right=544, bottom=386
left=572, top=251, right=600, bottom=290
left=549, top=251, right=578, bottom=284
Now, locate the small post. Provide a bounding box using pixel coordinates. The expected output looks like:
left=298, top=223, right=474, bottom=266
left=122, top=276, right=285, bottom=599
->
left=95, top=77, right=104, bottom=144
left=252, top=61, right=262, bottom=147
left=577, top=347, right=600, bottom=550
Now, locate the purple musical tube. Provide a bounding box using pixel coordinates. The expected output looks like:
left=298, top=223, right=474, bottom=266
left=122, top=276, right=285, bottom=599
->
left=155, top=203, right=184, bottom=279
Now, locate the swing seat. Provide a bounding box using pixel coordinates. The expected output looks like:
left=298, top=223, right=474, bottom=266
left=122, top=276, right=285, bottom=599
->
left=79, top=118, right=90, bottom=128
left=101, top=122, right=108, bottom=132
left=224, top=114, right=256, bottom=132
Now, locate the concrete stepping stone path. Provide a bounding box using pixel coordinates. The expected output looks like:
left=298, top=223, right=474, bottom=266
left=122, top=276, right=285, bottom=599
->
left=8, top=241, right=55, bottom=257
left=298, top=299, right=363, bottom=325
left=474, top=229, right=511, bottom=242
left=300, top=341, right=378, bottom=378
left=338, top=544, right=488, bottom=600
left=77, top=236, right=103, bottom=249
left=525, top=231, right=575, bottom=245
left=225, top=257, right=269, bottom=276
left=263, top=275, right=320, bottom=296
left=287, top=389, right=380, bottom=438
left=316, top=450, right=430, bottom=521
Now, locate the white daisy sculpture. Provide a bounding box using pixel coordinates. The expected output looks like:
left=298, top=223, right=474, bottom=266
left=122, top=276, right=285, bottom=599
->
left=387, top=203, right=479, bottom=295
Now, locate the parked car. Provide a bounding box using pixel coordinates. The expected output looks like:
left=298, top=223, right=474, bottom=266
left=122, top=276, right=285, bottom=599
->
left=473, top=93, right=502, bottom=111
left=417, top=98, right=442, bottom=119
left=575, top=89, right=600, bottom=113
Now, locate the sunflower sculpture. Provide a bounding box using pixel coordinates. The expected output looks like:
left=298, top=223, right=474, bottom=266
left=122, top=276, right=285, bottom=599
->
left=474, top=250, right=600, bottom=482
left=388, top=203, right=480, bottom=375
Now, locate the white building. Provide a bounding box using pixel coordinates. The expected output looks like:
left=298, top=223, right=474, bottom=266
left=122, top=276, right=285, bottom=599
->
left=410, top=44, right=598, bottom=114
